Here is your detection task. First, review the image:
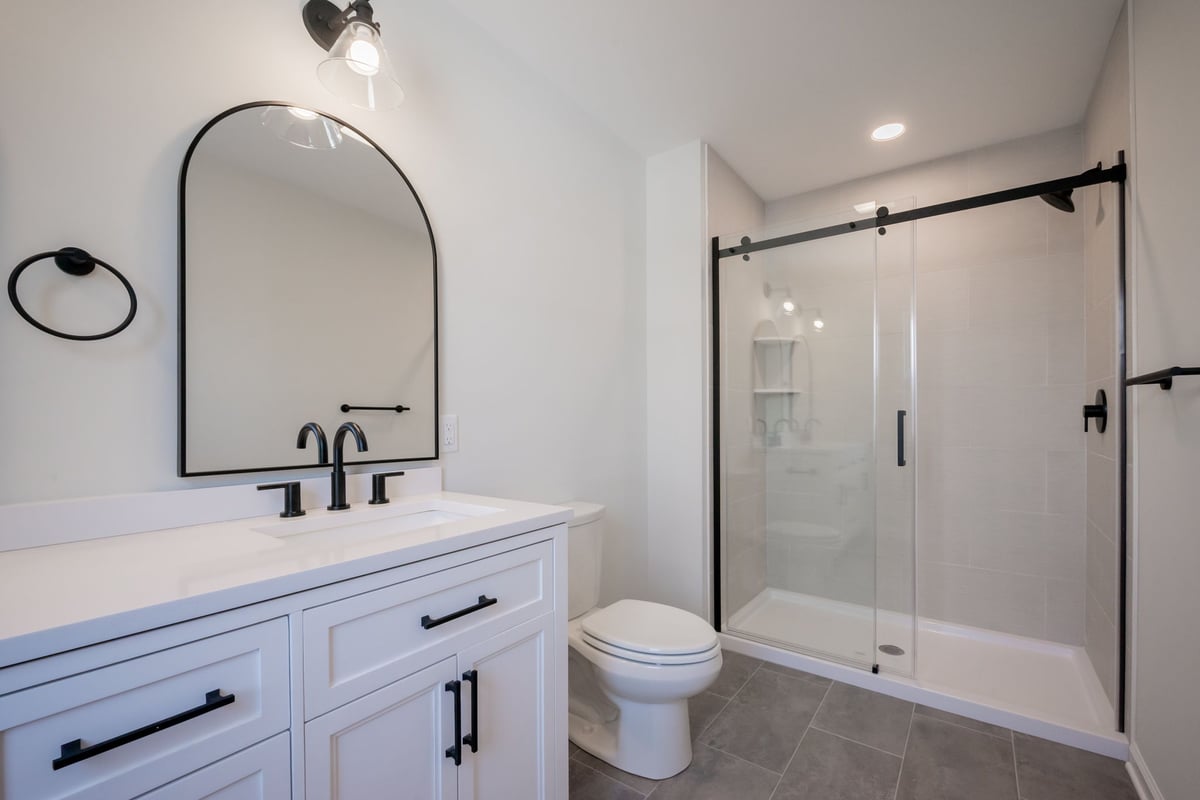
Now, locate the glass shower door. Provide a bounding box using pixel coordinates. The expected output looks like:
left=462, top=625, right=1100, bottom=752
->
left=718, top=202, right=914, bottom=674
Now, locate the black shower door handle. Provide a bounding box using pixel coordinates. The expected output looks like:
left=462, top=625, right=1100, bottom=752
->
left=897, top=410, right=907, bottom=467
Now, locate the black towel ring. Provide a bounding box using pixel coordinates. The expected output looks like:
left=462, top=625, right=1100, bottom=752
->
left=7, top=247, right=138, bottom=341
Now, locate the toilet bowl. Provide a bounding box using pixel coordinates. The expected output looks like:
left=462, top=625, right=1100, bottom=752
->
left=563, top=502, right=722, bottom=780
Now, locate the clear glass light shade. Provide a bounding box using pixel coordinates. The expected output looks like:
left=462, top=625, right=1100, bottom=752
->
left=259, top=106, right=343, bottom=150
left=317, top=20, right=405, bottom=111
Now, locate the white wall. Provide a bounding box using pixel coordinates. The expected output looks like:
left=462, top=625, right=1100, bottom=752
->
left=0, top=1, right=647, bottom=605
left=645, top=142, right=707, bottom=617
left=1128, top=0, right=1200, bottom=796
left=1080, top=5, right=1129, bottom=715
left=767, top=128, right=1090, bottom=645
left=643, top=143, right=766, bottom=621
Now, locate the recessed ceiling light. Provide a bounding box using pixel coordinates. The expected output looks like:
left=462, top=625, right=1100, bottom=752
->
left=871, top=122, right=906, bottom=142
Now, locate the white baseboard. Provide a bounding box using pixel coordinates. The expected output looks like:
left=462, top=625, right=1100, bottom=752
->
left=1127, top=742, right=1165, bottom=800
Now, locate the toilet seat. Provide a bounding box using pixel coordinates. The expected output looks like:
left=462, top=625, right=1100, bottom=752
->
left=581, top=599, right=719, bottom=665
left=581, top=632, right=720, bottom=665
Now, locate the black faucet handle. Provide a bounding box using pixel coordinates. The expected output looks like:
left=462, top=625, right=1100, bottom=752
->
left=258, top=481, right=305, bottom=518
left=369, top=471, right=407, bottom=505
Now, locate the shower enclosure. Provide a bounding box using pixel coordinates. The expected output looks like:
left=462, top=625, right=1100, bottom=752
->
left=714, top=202, right=917, bottom=676
left=712, top=160, right=1129, bottom=747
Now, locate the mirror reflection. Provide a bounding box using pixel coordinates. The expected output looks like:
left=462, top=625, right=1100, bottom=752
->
left=180, top=103, right=437, bottom=475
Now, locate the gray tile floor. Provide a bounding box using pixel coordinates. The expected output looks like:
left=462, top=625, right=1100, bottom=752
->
left=569, top=652, right=1139, bottom=800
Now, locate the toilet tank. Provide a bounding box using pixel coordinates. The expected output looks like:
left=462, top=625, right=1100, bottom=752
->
left=563, top=501, right=605, bottom=619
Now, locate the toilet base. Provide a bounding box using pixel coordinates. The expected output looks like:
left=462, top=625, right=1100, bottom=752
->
left=568, top=695, right=693, bottom=780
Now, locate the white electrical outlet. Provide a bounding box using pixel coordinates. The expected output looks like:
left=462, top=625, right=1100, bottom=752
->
left=441, top=414, right=459, bottom=453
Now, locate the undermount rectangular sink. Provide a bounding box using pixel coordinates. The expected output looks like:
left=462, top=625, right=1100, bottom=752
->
left=253, top=499, right=502, bottom=544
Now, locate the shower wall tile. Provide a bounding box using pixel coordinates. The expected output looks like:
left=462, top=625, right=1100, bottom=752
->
left=941, top=447, right=1047, bottom=514
left=916, top=199, right=1047, bottom=273
left=965, top=127, right=1083, bottom=194
left=967, top=253, right=1082, bottom=329
left=1047, top=318, right=1086, bottom=385
left=1086, top=451, right=1117, bottom=542
left=1048, top=196, right=1086, bottom=255
left=1085, top=293, right=1116, bottom=383
left=1085, top=588, right=1118, bottom=709
left=918, top=561, right=1047, bottom=639
left=969, top=510, right=1085, bottom=583
left=1086, top=520, right=1118, bottom=620
left=1046, top=450, right=1086, bottom=516
left=916, top=269, right=970, bottom=332
left=1046, top=579, right=1087, bottom=645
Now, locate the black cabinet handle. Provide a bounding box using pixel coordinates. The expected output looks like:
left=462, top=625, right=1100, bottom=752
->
left=52, top=689, right=234, bottom=771
left=445, top=679, right=462, bottom=766
left=897, top=410, right=907, bottom=467
left=421, top=595, right=498, bottom=630
left=462, top=669, right=479, bottom=753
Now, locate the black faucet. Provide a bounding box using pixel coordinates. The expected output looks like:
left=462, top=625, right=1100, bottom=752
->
left=296, top=422, right=329, bottom=464
left=329, top=422, right=369, bottom=511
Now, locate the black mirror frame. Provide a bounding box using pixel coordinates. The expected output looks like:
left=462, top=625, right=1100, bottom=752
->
left=177, top=100, right=439, bottom=477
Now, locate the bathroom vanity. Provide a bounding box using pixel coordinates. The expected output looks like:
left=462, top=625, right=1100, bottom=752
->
left=0, top=476, right=570, bottom=799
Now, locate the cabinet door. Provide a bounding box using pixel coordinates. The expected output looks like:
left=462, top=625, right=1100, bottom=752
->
left=135, top=733, right=290, bottom=799
left=305, top=658, right=458, bottom=800
left=457, top=614, right=554, bottom=800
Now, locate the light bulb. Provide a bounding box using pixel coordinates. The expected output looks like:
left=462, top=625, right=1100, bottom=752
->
left=782, top=299, right=796, bottom=315
left=812, top=318, right=825, bottom=331
left=347, top=38, right=381, bottom=76
left=288, top=107, right=318, bottom=120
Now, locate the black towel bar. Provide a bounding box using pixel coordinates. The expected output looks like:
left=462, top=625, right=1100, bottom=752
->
left=1125, top=366, right=1200, bottom=391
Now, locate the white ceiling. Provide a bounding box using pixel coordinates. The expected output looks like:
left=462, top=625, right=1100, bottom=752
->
left=442, top=0, right=1125, bottom=201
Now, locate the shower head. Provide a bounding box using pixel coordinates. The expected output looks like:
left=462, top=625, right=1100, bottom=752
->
left=1040, top=188, right=1075, bottom=213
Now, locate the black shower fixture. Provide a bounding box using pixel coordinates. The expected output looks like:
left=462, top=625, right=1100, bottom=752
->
left=1040, top=188, right=1076, bottom=213
left=1040, top=163, right=1107, bottom=213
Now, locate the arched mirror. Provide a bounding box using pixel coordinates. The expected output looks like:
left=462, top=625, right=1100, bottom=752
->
left=179, top=102, right=437, bottom=476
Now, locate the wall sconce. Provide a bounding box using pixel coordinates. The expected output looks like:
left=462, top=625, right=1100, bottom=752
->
left=302, top=0, right=405, bottom=111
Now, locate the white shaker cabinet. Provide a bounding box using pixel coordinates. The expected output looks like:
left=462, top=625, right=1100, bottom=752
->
left=302, top=541, right=557, bottom=800
left=305, top=658, right=460, bottom=800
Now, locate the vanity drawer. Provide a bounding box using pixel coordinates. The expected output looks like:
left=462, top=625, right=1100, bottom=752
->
left=0, top=618, right=290, bottom=800
left=136, top=731, right=291, bottom=800
left=303, top=540, right=551, bottom=719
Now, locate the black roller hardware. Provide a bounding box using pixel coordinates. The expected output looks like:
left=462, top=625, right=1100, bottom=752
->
left=52, top=690, right=234, bottom=770
left=445, top=680, right=462, bottom=766
left=462, top=669, right=479, bottom=753
left=421, top=595, right=498, bottom=630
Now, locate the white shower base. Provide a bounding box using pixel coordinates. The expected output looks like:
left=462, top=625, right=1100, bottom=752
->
left=727, top=588, right=1125, bottom=758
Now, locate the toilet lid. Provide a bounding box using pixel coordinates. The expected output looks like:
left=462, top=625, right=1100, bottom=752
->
left=581, top=631, right=721, bottom=665
left=582, top=599, right=719, bottom=657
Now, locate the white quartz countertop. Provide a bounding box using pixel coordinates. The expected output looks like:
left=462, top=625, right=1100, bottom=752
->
left=0, top=491, right=571, bottom=668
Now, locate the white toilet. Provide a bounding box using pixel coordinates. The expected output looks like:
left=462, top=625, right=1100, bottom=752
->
left=564, top=501, right=722, bottom=780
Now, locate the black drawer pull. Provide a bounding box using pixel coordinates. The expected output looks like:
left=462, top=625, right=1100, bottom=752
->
left=445, top=680, right=462, bottom=766
left=421, top=595, right=498, bottom=630
left=462, top=669, right=479, bottom=753
left=52, top=689, right=235, bottom=771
